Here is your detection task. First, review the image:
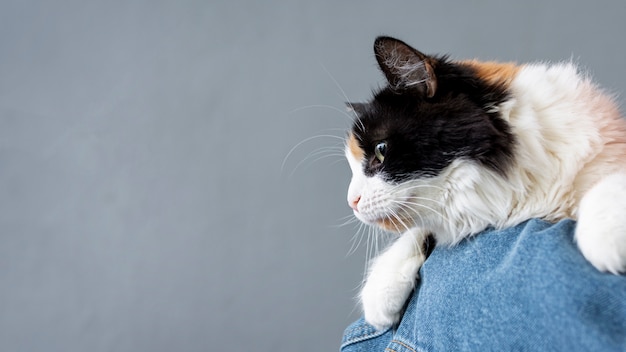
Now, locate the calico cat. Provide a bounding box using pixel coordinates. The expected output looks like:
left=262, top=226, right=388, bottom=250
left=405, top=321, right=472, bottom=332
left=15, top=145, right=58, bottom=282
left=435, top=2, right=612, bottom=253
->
left=345, top=36, right=626, bottom=330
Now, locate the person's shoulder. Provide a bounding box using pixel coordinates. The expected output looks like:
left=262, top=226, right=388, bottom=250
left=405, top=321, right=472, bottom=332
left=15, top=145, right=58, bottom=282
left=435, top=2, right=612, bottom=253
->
left=414, top=218, right=626, bottom=351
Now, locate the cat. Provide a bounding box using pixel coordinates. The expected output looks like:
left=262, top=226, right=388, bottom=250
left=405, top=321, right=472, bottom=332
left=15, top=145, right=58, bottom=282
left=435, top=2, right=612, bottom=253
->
left=345, top=36, right=626, bottom=330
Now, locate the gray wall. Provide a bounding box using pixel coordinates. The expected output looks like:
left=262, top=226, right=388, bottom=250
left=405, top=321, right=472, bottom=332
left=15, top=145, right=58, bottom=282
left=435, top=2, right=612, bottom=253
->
left=1, top=1, right=625, bottom=351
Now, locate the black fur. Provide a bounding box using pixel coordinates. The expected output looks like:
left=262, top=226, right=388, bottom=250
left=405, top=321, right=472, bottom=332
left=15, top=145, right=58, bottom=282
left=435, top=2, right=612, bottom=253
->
left=350, top=38, right=516, bottom=183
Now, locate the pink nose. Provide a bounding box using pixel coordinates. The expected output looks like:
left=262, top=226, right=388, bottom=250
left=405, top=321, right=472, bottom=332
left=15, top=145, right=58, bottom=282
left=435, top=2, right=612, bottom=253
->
left=349, top=195, right=361, bottom=212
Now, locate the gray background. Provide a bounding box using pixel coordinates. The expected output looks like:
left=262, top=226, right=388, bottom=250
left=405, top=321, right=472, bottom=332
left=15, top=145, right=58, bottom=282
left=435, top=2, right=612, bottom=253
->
left=1, top=1, right=625, bottom=351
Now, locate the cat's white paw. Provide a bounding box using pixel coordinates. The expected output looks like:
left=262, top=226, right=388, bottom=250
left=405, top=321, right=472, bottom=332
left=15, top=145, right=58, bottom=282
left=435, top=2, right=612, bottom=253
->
left=361, top=256, right=422, bottom=330
left=576, top=173, right=626, bottom=274
left=360, top=231, right=426, bottom=330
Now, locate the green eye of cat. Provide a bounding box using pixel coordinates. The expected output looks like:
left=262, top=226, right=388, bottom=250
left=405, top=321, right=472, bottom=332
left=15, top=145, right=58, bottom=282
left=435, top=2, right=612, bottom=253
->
left=374, top=141, right=387, bottom=163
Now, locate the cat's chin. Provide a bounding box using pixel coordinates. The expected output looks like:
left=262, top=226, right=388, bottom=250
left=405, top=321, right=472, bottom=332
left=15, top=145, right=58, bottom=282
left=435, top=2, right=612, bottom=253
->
left=361, top=214, right=415, bottom=233
left=376, top=217, right=415, bottom=233
left=355, top=212, right=415, bottom=233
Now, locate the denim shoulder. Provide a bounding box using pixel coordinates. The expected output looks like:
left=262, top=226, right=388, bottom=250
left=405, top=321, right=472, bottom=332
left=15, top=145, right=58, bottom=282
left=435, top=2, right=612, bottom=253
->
left=340, top=318, right=392, bottom=352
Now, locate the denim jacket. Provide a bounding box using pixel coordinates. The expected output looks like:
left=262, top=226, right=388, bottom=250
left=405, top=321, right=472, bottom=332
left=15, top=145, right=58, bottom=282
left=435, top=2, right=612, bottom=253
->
left=341, top=219, right=626, bottom=351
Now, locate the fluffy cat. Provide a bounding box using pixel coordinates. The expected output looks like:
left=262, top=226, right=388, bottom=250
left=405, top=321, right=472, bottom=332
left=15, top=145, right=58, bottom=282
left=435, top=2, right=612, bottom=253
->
left=345, top=36, right=626, bottom=330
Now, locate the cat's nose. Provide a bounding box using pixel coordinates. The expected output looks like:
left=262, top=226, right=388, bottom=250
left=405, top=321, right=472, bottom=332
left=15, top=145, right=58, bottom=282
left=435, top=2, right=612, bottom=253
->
left=349, top=195, right=361, bottom=212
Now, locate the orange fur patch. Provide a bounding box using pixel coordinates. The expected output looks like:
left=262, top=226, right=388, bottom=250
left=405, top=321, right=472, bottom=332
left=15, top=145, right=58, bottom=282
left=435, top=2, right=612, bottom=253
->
left=347, top=132, right=365, bottom=161
left=573, top=81, right=626, bottom=204
left=377, top=216, right=415, bottom=233
left=460, top=60, right=521, bottom=89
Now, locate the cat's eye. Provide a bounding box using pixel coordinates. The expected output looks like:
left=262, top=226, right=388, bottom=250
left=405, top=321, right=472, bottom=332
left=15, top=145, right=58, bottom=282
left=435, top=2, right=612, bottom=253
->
left=374, top=141, right=387, bottom=163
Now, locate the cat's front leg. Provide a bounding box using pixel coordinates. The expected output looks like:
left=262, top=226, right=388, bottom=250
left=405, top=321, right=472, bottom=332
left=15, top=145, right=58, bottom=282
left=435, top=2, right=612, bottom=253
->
left=360, top=228, right=428, bottom=330
left=576, top=173, right=626, bottom=274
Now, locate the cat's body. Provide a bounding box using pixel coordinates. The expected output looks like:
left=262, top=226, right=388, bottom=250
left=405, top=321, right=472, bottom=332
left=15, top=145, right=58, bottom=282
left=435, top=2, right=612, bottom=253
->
left=346, top=36, right=626, bottom=330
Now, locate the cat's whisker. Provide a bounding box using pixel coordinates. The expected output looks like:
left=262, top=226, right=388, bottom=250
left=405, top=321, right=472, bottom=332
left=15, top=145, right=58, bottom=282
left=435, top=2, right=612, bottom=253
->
left=391, top=199, right=450, bottom=223
left=347, top=221, right=367, bottom=257
left=364, top=225, right=376, bottom=276
left=396, top=213, right=414, bottom=234
left=392, top=198, right=447, bottom=216
left=334, top=217, right=360, bottom=229
left=346, top=103, right=366, bottom=133
left=335, top=213, right=357, bottom=223
left=385, top=212, right=403, bottom=234
left=300, top=150, right=346, bottom=168
left=409, top=196, right=445, bottom=206
left=370, top=226, right=379, bottom=263
left=321, top=64, right=352, bottom=105
left=371, top=225, right=394, bottom=262
left=388, top=208, right=429, bottom=259
left=402, top=201, right=424, bottom=231
left=320, top=63, right=356, bottom=115
left=372, top=226, right=379, bottom=259
left=281, top=134, right=345, bottom=174
left=327, top=157, right=351, bottom=168
left=288, top=104, right=355, bottom=121
left=389, top=216, right=407, bottom=234
left=392, top=195, right=446, bottom=207
left=288, top=144, right=346, bottom=178
left=319, top=63, right=367, bottom=133
left=389, top=183, right=446, bottom=192
left=368, top=225, right=385, bottom=265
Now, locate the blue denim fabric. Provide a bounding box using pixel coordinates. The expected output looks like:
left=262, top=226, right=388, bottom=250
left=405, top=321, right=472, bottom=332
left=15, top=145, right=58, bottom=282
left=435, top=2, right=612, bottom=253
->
left=341, top=219, right=626, bottom=351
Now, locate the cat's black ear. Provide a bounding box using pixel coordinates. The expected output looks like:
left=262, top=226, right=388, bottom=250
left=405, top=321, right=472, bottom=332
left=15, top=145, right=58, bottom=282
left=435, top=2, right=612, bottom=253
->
left=373, top=36, right=437, bottom=98
left=345, top=102, right=368, bottom=117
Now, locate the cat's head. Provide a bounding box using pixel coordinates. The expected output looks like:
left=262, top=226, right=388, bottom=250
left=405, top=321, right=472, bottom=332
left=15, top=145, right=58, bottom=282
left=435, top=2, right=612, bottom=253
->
left=346, top=36, right=516, bottom=235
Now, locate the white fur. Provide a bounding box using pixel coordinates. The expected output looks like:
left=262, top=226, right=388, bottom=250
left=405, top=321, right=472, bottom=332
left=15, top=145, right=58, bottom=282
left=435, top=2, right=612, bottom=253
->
left=347, top=62, right=626, bottom=329
left=576, top=173, right=626, bottom=273
left=359, top=228, right=427, bottom=330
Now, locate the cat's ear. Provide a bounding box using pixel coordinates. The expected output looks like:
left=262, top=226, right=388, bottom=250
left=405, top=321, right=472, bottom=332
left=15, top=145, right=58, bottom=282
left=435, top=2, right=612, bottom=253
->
left=345, top=102, right=368, bottom=117
left=373, top=36, right=437, bottom=98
